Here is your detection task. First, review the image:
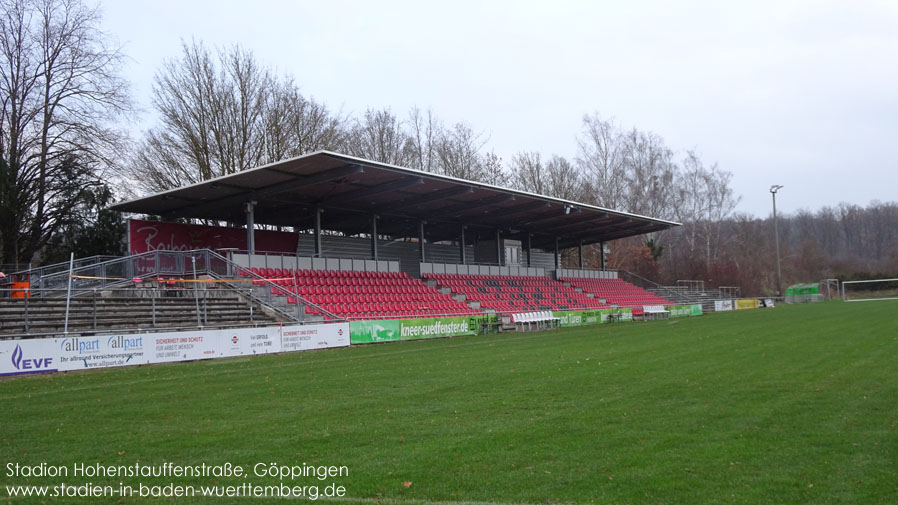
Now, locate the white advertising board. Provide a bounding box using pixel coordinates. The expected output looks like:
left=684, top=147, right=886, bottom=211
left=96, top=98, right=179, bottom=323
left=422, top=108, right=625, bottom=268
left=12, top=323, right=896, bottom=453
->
left=714, top=299, right=734, bottom=311
left=0, top=322, right=348, bottom=377
left=281, top=323, right=349, bottom=352
left=0, top=338, right=60, bottom=376
left=57, top=334, right=150, bottom=371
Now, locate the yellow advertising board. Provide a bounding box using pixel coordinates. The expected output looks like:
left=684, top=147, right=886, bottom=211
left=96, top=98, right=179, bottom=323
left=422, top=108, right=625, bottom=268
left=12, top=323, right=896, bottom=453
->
left=735, top=298, right=759, bottom=310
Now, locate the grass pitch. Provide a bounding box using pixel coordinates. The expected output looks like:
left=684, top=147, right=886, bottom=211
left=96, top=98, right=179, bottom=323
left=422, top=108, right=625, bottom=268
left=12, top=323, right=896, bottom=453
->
left=2, top=301, right=897, bottom=504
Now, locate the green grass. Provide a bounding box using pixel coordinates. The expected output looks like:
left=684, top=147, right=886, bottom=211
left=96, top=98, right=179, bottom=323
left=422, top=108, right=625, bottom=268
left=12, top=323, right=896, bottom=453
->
left=2, top=301, right=897, bottom=504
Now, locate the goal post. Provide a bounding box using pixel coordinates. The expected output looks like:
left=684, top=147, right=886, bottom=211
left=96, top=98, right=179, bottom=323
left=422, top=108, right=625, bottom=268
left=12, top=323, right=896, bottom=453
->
left=841, top=278, right=898, bottom=302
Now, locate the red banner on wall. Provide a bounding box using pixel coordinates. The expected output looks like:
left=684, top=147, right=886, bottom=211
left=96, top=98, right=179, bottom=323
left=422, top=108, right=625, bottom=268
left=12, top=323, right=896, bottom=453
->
left=128, top=219, right=298, bottom=254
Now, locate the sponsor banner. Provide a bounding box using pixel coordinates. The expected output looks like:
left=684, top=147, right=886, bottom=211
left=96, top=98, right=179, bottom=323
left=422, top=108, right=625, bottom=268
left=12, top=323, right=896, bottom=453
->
left=281, top=323, right=349, bottom=351
left=397, top=317, right=476, bottom=341
left=149, top=330, right=218, bottom=364
left=1, top=322, right=344, bottom=376
left=0, top=339, right=59, bottom=376
left=57, top=334, right=149, bottom=371
left=223, top=326, right=282, bottom=356
left=350, top=320, right=401, bottom=344
left=350, top=317, right=479, bottom=344
left=736, top=298, right=760, bottom=310
left=669, top=304, right=703, bottom=317
left=763, top=298, right=775, bottom=308
left=715, top=299, right=734, bottom=311
left=128, top=219, right=298, bottom=255
left=553, top=308, right=633, bottom=327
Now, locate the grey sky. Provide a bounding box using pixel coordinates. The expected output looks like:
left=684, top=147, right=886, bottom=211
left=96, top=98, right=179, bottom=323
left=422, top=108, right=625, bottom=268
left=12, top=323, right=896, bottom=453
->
left=103, top=0, right=898, bottom=218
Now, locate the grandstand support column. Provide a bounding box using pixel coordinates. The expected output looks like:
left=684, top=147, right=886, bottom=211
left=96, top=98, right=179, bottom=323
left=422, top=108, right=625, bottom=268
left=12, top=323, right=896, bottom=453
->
left=578, top=240, right=584, bottom=268
left=600, top=241, right=606, bottom=270
left=554, top=236, right=560, bottom=269
left=459, top=225, right=466, bottom=264
left=371, top=214, right=379, bottom=260
left=496, top=229, right=503, bottom=266
left=244, top=201, right=256, bottom=254
left=419, top=220, right=426, bottom=262
left=314, top=207, right=323, bottom=257
left=525, top=233, right=532, bottom=267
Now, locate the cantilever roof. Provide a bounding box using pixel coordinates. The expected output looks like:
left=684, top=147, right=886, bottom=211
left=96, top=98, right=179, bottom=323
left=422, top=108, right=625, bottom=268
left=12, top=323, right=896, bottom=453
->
left=111, top=151, right=679, bottom=249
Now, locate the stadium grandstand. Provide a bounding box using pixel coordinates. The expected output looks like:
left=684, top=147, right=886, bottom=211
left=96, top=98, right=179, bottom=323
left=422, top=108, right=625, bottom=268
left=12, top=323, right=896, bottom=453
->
left=2, top=151, right=682, bottom=338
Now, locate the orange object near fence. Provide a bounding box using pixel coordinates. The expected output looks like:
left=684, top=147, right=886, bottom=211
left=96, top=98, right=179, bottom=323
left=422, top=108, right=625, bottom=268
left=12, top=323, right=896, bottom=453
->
left=11, top=280, right=30, bottom=298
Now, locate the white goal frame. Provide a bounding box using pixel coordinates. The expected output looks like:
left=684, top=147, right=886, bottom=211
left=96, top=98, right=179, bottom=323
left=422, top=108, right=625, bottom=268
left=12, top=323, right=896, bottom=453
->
left=841, top=278, right=898, bottom=302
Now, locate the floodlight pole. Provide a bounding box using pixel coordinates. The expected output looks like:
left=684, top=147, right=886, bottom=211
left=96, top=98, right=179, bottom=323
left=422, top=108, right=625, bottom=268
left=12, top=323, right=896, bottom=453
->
left=770, top=185, right=784, bottom=297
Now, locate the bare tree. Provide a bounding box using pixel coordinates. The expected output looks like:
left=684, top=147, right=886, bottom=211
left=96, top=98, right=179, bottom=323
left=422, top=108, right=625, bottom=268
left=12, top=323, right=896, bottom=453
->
left=479, top=151, right=505, bottom=186
left=133, top=41, right=272, bottom=192
left=132, top=40, right=342, bottom=193
left=435, top=121, right=489, bottom=180
left=577, top=113, right=627, bottom=209
left=406, top=109, right=505, bottom=185
left=673, top=150, right=740, bottom=269
left=509, top=151, right=546, bottom=194
left=344, top=107, right=411, bottom=166
left=0, top=0, right=131, bottom=264
left=264, top=76, right=343, bottom=162
left=406, top=106, right=441, bottom=173
left=620, top=128, right=677, bottom=220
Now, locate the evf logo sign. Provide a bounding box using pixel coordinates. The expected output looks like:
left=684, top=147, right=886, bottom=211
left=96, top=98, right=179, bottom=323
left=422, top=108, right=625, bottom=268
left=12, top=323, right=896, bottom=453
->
left=7, top=344, right=57, bottom=375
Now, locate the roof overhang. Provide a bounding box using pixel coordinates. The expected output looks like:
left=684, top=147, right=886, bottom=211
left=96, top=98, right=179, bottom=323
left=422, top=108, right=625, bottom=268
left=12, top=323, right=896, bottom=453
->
left=110, top=151, right=679, bottom=248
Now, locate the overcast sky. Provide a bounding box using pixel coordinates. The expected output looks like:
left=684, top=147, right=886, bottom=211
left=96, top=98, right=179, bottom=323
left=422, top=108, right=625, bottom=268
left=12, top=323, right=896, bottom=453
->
left=102, top=0, right=898, bottom=218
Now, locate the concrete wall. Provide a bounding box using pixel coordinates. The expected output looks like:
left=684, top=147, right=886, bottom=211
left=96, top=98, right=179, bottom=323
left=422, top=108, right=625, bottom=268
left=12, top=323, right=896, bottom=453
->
left=420, top=262, right=546, bottom=277
left=555, top=268, right=618, bottom=279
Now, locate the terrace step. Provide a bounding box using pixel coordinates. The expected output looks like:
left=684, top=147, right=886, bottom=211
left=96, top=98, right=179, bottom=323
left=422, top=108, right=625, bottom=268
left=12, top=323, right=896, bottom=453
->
left=0, top=293, right=279, bottom=336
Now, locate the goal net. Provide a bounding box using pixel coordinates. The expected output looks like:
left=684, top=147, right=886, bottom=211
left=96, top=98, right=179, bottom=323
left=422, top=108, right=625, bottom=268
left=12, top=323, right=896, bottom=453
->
left=841, top=278, right=898, bottom=302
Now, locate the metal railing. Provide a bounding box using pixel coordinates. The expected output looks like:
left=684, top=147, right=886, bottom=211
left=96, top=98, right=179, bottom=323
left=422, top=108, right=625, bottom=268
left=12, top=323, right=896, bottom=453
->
left=676, top=279, right=706, bottom=292
left=13, top=249, right=344, bottom=325
left=11, top=255, right=119, bottom=288
left=718, top=286, right=741, bottom=299
left=0, top=286, right=266, bottom=339
left=615, top=270, right=704, bottom=305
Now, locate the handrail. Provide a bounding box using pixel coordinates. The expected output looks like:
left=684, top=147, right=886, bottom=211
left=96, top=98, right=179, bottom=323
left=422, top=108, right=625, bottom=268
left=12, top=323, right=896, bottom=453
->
left=14, top=249, right=345, bottom=325
left=12, top=255, right=119, bottom=279
left=199, top=252, right=343, bottom=323
left=616, top=269, right=664, bottom=289
left=615, top=270, right=704, bottom=305
left=0, top=285, right=263, bottom=338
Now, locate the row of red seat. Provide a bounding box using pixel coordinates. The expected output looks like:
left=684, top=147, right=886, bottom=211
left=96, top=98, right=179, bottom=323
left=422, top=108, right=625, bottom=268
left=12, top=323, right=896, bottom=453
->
left=289, top=286, right=441, bottom=297
left=246, top=267, right=476, bottom=319
left=562, top=278, right=674, bottom=314
left=293, top=293, right=452, bottom=305
left=246, top=267, right=407, bottom=279
left=424, top=273, right=610, bottom=313
left=304, top=302, right=472, bottom=319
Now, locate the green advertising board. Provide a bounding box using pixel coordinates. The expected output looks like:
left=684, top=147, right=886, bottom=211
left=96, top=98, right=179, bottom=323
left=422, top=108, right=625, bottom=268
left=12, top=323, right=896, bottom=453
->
left=669, top=304, right=703, bottom=317
left=552, top=308, right=634, bottom=327
left=349, top=319, right=401, bottom=343
left=350, top=316, right=482, bottom=344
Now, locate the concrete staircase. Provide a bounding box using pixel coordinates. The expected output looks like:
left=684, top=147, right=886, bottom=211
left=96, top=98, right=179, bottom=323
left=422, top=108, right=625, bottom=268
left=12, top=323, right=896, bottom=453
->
left=0, top=293, right=281, bottom=337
